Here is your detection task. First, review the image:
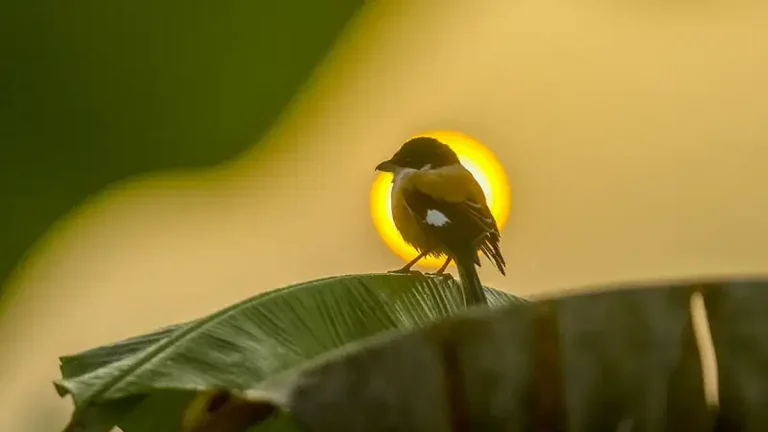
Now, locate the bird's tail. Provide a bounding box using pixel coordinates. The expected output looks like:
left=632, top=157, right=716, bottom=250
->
left=456, top=258, right=488, bottom=307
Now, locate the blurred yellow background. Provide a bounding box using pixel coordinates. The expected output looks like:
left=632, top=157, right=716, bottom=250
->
left=2, top=0, right=768, bottom=429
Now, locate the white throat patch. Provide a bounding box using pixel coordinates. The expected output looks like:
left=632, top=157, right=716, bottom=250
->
left=392, top=163, right=434, bottom=187
left=392, top=167, right=417, bottom=187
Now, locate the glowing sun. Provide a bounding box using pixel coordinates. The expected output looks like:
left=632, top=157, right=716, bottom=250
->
left=370, top=130, right=512, bottom=269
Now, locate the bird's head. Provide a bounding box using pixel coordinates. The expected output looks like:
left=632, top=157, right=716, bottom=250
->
left=375, top=137, right=460, bottom=173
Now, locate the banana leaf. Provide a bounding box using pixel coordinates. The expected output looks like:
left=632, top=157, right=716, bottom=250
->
left=55, top=272, right=523, bottom=432
left=247, top=278, right=768, bottom=431
left=60, top=275, right=768, bottom=431
left=272, top=279, right=711, bottom=431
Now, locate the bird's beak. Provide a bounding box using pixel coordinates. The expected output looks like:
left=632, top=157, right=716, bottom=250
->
left=375, top=159, right=396, bottom=173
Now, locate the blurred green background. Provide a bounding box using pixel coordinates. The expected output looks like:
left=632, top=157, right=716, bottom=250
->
left=0, top=0, right=365, bottom=299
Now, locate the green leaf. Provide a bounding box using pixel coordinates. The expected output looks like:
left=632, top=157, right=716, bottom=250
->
left=57, top=280, right=322, bottom=387
left=277, top=280, right=713, bottom=431
left=117, top=391, right=198, bottom=432
left=59, top=395, right=144, bottom=432
left=61, top=276, right=768, bottom=431
left=56, top=272, right=522, bottom=431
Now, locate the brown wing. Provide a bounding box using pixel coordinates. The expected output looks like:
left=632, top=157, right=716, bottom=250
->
left=407, top=165, right=487, bottom=204
left=400, top=166, right=506, bottom=274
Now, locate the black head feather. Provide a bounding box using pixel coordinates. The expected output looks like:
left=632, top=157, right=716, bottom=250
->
left=388, top=137, right=460, bottom=170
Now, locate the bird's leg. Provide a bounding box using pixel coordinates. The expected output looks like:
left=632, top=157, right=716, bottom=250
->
left=426, top=257, right=453, bottom=277
left=435, top=257, right=453, bottom=274
left=388, top=251, right=428, bottom=274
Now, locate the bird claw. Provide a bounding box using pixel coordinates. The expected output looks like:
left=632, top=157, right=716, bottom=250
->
left=387, top=268, right=421, bottom=275
left=425, top=271, right=453, bottom=280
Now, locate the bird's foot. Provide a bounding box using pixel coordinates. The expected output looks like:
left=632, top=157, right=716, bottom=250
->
left=387, top=267, right=421, bottom=275
left=425, top=271, right=453, bottom=280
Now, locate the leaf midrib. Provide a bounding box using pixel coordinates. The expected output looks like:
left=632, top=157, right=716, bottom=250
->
left=64, top=274, right=346, bottom=412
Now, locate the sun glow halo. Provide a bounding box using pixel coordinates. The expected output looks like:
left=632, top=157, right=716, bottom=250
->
left=370, top=131, right=511, bottom=269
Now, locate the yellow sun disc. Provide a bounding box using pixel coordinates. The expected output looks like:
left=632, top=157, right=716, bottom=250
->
left=370, top=130, right=512, bottom=269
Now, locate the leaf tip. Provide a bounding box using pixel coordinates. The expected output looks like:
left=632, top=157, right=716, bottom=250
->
left=53, top=379, right=72, bottom=398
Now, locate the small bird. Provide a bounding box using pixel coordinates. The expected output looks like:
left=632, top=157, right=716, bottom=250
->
left=375, top=136, right=506, bottom=306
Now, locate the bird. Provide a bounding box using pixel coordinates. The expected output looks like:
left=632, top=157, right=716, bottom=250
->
left=375, top=136, right=506, bottom=306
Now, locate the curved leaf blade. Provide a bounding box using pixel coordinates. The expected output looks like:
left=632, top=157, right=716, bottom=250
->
left=56, top=272, right=522, bottom=431
left=277, top=280, right=711, bottom=431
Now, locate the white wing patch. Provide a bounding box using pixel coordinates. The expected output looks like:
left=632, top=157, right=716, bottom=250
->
left=425, top=209, right=450, bottom=227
